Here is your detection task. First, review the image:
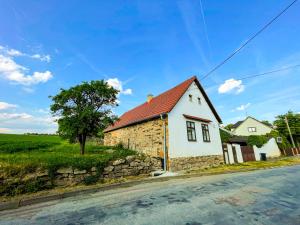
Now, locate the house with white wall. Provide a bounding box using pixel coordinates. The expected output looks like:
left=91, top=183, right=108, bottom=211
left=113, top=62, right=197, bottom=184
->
left=224, top=117, right=281, bottom=164
left=231, top=116, right=273, bottom=136
left=104, top=76, right=224, bottom=171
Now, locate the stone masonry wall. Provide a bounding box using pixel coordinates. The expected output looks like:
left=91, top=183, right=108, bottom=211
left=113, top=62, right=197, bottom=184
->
left=1, top=156, right=163, bottom=195
left=170, top=155, right=224, bottom=172
left=53, top=155, right=162, bottom=186
left=104, top=118, right=168, bottom=157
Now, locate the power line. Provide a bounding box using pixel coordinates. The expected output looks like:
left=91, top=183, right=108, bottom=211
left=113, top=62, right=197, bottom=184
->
left=200, top=0, right=299, bottom=81
left=238, top=64, right=300, bottom=80
left=200, top=63, right=300, bottom=88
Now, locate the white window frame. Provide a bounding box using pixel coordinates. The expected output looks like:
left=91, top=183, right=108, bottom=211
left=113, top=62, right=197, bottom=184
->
left=248, top=127, right=257, bottom=133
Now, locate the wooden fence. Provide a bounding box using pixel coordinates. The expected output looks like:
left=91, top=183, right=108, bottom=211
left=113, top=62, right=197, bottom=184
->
left=282, top=147, right=300, bottom=156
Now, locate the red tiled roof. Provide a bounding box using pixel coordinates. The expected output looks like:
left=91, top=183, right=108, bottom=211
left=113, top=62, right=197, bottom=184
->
left=104, top=76, right=221, bottom=132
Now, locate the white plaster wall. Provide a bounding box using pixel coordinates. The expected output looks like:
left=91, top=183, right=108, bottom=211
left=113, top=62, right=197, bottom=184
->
left=226, top=144, right=243, bottom=164
left=233, top=117, right=272, bottom=136
left=226, top=144, right=234, bottom=164
left=253, top=138, right=281, bottom=160
left=233, top=144, right=243, bottom=163
left=168, top=82, right=223, bottom=158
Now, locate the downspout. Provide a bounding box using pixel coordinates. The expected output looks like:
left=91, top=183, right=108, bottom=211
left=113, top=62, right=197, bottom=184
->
left=160, top=113, right=167, bottom=171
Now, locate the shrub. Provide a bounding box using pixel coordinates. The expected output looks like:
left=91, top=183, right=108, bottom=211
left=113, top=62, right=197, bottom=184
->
left=83, top=175, right=99, bottom=185
left=220, top=129, right=232, bottom=143
left=248, top=135, right=268, bottom=148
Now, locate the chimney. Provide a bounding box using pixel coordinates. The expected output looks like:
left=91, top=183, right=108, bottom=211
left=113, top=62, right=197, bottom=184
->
left=147, top=94, right=154, bottom=103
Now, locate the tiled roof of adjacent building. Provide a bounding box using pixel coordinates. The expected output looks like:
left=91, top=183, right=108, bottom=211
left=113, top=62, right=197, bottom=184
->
left=232, top=120, right=243, bottom=129
left=104, top=76, right=222, bottom=132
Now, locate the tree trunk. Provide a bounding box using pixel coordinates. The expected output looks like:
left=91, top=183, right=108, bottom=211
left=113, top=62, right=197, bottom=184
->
left=79, top=134, right=86, bottom=155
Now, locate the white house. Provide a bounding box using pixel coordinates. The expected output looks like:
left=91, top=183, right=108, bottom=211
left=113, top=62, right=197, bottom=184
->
left=231, top=116, right=273, bottom=136
left=224, top=117, right=281, bottom=164
left=104, top=76, right=224, bottom=171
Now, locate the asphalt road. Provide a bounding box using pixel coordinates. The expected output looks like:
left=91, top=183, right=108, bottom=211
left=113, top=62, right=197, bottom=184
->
left=1, top=165, right=300, bottom=225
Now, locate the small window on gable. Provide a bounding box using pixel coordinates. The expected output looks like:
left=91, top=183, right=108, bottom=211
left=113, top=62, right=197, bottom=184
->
left=197, top=97, right=201, bottom=105
left=248, top=127, right=257, bottom=133
left=189, top=94, right=193, bottom=102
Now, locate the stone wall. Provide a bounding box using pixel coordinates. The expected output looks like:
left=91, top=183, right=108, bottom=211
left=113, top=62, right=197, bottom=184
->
left=169, top=155, right=224, bottom=171
left=1, top=155, right=163, bottom=195
left=54, top=155, right=162, bottom=186
left=104, top=118, right=168, bottom=157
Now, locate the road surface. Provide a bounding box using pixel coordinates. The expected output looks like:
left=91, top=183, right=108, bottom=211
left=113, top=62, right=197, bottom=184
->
left=1, top=165, right=300, bottom=225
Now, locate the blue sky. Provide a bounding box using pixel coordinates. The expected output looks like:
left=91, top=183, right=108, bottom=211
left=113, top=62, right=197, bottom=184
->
left=0, top=0, right=299, bottom=133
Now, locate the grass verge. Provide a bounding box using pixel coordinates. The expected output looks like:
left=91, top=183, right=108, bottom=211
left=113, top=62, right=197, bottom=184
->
left=185, top=156, right=300, bottom=174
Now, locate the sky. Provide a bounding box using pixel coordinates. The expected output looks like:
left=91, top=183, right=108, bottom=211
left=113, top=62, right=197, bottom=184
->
left=0, top=0, right=300, bottom=134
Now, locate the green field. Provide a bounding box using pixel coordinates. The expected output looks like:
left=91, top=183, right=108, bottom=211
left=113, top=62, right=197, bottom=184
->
left=0, top=134, right=135, bottom=179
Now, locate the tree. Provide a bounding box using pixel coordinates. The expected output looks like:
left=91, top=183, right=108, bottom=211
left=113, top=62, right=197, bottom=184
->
left=50, top=80, right=119, bottom=155
left=261, top=120, right=272, bottom=127
left=219, top=129, right=232, bottom=143
left=224, top=124, right=234, bottom=131
left=273, top=111, right=300, bottom=146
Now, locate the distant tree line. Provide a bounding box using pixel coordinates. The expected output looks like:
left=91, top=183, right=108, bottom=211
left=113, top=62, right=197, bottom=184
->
left=24, top=133, right=59, bottom=136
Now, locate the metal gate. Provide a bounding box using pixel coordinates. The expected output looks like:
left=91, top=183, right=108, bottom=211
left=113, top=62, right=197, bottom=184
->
left=241, top=146, right=256, bottom=162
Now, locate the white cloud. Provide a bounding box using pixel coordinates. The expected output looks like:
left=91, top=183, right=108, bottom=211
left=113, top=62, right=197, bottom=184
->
left=0, top=54, right=53, bottom=85
left=0, top=101, right=18, bottom=110
left=107, top=78, right=133, bottom=95
left=0, top=112, right=58, bottom=134
left=236, top=103, right=251, bottom=111
left=0, top=45, right=51, bottom=62
left=0, top=112, right=32, bottom=120
left=218, top=78, right=245, bottom=94
left=122, top=88, right=132, bottom=95
left=36, top=108, right=50, bottom=114
left=6, top=49, right=24, bottom=57
left=31, top=54, right=51, bottom=63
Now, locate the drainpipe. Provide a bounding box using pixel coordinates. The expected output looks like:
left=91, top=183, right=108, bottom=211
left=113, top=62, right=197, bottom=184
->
left=160, top=113, right=167, bottom=171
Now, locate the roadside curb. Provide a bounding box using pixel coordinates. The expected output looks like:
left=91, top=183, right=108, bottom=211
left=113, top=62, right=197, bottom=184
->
left=0, top=164, right=298, bottom=212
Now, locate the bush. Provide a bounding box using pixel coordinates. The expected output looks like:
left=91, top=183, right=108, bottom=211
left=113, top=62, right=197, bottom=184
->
left=83, top=175, right=99, bottom=185
left=220, top=129, right=232, bottom=143
left=248, top=135, right=268, bottom=148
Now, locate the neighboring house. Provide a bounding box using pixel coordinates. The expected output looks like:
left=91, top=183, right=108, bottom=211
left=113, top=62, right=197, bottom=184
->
left=231, top=116, right=273, bottom=136
left=223, top=117, right=280, bottom=164
left=104, top=76, right=224, bottom=171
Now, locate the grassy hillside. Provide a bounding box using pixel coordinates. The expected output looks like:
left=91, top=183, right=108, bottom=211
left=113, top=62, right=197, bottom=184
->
left=0, top=134, right=135, bottom=179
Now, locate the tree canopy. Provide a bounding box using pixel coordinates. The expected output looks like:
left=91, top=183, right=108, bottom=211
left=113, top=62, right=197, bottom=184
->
left=274, top=111, right=300, bottom=146
left=261, top=120, right=272, bottom=127
left=50, top=80, right=119, bottom=155
left=224, top=124, right=234, bottom=131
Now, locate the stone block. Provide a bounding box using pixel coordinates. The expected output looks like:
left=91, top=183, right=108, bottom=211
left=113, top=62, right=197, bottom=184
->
left=73, top=169, right=87, bottom=175
left=104, top=166, right=114, bottom=172
left=114, top=165, right=122, bottom=171
left=112, top=159, right=125, bottom=166
left=125, top=155, right=136, bottom=163
left=57, top=168, right=73, bottom=174
left=130, top=162, right=139, bottom=167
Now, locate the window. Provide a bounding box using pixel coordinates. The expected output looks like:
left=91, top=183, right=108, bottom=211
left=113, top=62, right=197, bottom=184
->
left=197, top=97, right=201, bottom=104
left=186, top=121, right=196, bottom=141
left=248, top=127, right=257, bottom=132
left=276, top=137, right=282, bottom=143
left=189, top=94, right=193, bottom=102
left=202, top=124, right=210, bottom=142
